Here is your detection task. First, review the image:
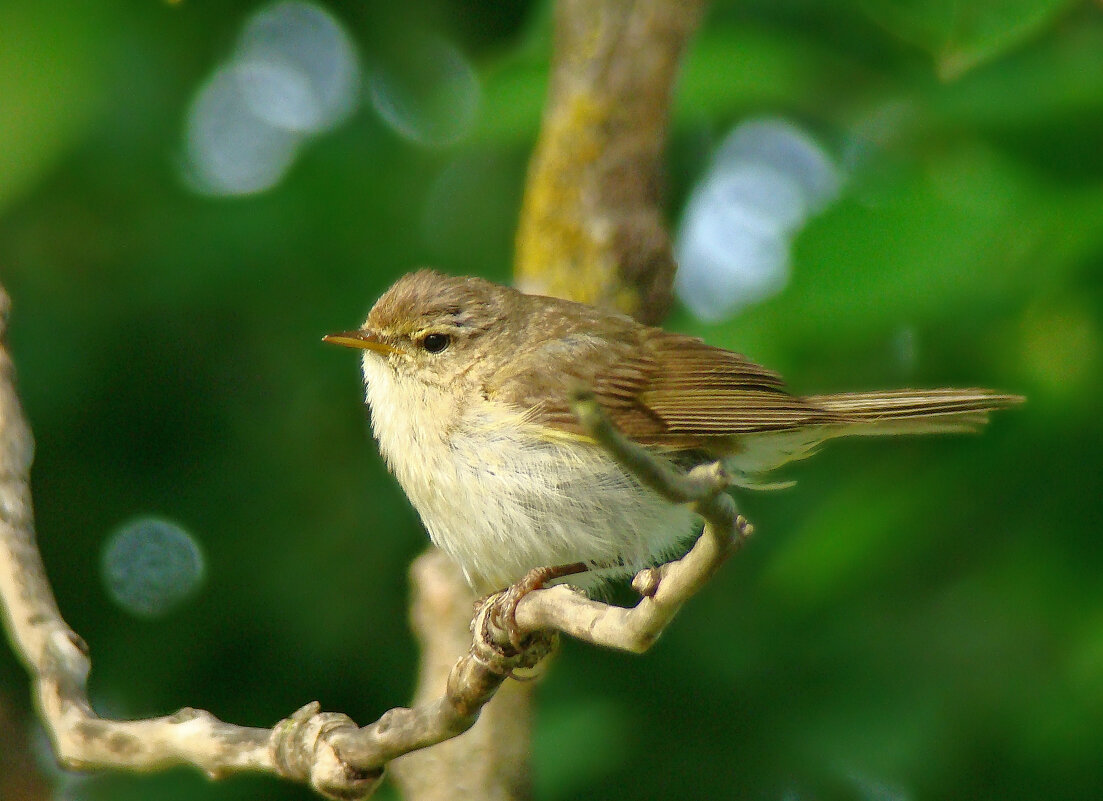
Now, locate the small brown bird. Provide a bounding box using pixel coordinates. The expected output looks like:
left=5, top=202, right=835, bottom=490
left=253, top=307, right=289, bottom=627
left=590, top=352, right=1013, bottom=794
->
left=326, top=270, right=1021, bottom=592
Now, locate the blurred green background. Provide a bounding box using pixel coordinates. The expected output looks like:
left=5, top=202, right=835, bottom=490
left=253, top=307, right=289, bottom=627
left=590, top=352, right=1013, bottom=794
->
left=1, top=1, right=1101, bottom=799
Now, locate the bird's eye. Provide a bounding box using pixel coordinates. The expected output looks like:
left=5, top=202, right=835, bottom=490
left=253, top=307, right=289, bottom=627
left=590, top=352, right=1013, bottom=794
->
left=420, top=333, right=451, bottom=353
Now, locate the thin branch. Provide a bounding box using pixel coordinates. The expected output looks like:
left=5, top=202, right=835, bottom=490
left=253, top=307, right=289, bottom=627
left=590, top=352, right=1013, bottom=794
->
left=388, top=551, right=537, bottom=801
left=0, top=281, right=747, bottom=799
left=0, top=294, right=270, bottom=776
left=294, top=393, right=750, bottom=771
left=0, top=286, right=389, bottom=799
left=0, top=288, right=345, bottom=788
left=0, top=1, right=726, bottom=794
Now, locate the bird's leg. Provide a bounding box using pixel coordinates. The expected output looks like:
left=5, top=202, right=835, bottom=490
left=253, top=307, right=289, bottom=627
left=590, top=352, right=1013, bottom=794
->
left=489, top=562, right=588, bottom=651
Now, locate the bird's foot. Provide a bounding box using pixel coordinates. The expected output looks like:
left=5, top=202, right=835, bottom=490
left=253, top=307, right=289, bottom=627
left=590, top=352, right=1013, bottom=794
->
left=488, top=562, right=588, bottom=652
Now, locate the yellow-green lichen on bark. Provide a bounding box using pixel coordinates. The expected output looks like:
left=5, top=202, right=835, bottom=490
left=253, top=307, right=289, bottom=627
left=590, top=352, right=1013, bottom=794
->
left=515, top=0, right=707, bottom=324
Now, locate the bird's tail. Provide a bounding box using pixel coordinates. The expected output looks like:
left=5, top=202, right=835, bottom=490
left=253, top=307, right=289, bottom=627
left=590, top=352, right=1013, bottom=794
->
left=725, top=388, right=1022, bottom=488
left=805, top=388, right=1024, bottom=436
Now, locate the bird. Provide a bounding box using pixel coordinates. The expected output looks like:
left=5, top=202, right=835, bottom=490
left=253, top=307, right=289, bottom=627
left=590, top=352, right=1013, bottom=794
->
left=325, top=269, right=1022, bottom=594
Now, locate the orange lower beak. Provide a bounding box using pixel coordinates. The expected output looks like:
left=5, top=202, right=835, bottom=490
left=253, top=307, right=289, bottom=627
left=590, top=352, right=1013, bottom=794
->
left=322, top=330, right=397, bottom=355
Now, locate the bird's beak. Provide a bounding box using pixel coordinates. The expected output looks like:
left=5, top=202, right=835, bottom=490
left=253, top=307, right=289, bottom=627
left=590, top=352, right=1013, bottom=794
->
left=322, top=330, right=398, bottom=355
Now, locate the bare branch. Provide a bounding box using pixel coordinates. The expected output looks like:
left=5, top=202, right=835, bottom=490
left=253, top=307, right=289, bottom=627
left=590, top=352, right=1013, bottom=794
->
left=288, top=393, right=749, bottom=773
left=0, top=291, right=305, bottom=785
left=325, top=607, right=552, bottom=771
left=0, top=286, right=389, bottom=799
left=0, top=280, right=537, bottom=794
left=389, top=551, right=537, bottom=801
left=0, top=1, right=728, bottom=795
left=0, top=283, right=745, bottom=798
left=570, top=386, right=733, bottom=506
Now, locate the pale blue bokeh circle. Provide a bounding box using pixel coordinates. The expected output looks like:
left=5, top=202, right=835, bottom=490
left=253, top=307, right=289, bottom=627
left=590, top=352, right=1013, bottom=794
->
left=102, top=518, right=205, bottom=617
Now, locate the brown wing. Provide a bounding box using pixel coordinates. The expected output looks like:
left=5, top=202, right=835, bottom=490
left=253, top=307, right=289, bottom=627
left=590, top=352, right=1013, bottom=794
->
left=635, top=332, right=842, bottom=440
left=484, top=314, right=839, bottom=448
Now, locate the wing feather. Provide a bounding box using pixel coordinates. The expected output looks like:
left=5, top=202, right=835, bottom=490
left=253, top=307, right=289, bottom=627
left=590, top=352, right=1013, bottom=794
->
left=481, top=302, right=1021, bottom=452
left=484, top=318, right=832, bottom=446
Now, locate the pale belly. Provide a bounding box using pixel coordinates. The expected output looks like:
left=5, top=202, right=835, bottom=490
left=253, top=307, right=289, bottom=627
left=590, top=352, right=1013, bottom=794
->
left=364, top=359, right=698, bottom=592
left=369, top=402, right=694, bottom=591
left=395, top=425, right=698, bottom=592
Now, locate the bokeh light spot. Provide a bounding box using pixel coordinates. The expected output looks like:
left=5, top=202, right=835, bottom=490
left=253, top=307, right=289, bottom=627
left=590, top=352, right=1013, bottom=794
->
left=182, top=1, right=360, bottom=196
left=235, top=59, right=322, bottom=133
left=676, top=180, right=792, bottom=322
left=676, top=117, right=842, bottom=321
left=235, top=1, right=360, bottom=134
left=102, top=518, right=205, bottom=617
left=717, top=117, right=842, bottom=213
left=367, top=34, right=480, bottom=147
left=184, top=63, right=302, bottom=196
left=892, top=325, right=919, bottom=377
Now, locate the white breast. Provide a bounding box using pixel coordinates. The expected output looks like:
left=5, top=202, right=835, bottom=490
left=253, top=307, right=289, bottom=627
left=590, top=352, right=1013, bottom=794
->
left=362, top=355, right=697, bottom=592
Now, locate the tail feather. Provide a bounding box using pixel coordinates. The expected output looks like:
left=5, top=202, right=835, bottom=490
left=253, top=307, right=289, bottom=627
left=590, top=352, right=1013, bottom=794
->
left=725, top=388, right=1022, bottom=484
left=804, top=388, right=1023, bottom=436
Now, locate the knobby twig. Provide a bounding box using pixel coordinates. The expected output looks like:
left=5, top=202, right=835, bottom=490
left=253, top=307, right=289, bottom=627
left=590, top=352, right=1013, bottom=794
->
left=387, top=551, right=536, bottom=801
left=0, top=283, right=748, bottom=799
left=0, top=285, right=370, bottom=800
left=3, top=1, right=719, bottom=795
